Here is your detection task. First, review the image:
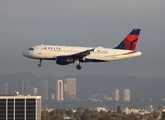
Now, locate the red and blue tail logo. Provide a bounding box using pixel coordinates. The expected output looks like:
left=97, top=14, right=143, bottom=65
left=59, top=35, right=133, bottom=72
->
left=115, top=29, right=141, bottom=50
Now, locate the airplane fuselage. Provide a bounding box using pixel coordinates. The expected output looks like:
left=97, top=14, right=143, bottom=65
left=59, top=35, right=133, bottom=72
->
left=23, top=45, right=142, bottom=62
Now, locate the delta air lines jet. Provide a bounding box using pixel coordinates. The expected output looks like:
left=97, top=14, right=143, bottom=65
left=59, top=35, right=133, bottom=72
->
left=23, top=29, right=142, bottom=70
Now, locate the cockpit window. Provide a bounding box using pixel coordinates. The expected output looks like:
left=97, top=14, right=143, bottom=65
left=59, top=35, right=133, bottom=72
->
left=28, top=48, right=34, bottom=50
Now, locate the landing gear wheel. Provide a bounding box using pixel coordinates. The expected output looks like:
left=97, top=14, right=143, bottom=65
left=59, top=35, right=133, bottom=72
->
left=38, top=59, right=42, bottom=67
left=76, top=65, right=82, bottom=70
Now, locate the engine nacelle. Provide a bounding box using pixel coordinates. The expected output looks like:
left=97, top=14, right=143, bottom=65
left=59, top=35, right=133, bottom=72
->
left=56, top=56, right=74, bottom=65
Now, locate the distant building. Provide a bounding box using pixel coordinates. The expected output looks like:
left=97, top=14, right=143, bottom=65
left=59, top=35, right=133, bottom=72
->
left=95, top=107, right=108, bottom=112
left=125, top=107, right=139, bottom=114
left=4, top=83, right=9, bottom=94
left=124, top=89, right=130, bottom=102
left=57, top=80, right=64, bottom=101
left=125, top=107, right=151, bottom=115
left=39, top=80, right=48, bottom=100
left=0, top=92, right=41, bottom=120
left=34, top=87, right=38, bottom=95
left=112, top=89, right=119, bottom=101
left=18, top=79, right=30, bottom=94
left=65, top=78, right=76, bottom=100
left=51, top=94, right=54, bottom=100
left=29, top=86, right=38, bottom=96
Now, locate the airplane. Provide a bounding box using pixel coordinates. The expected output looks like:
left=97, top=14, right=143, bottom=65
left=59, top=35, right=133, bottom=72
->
left=23, top=29, right=142, bottom=70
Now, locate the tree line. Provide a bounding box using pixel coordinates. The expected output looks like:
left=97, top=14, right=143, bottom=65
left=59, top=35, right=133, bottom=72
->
left=41, top=106, right=165, bottom=120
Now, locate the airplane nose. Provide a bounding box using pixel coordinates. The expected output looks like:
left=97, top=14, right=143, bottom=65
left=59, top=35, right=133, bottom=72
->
left=22, top=51, right=28, bottom=57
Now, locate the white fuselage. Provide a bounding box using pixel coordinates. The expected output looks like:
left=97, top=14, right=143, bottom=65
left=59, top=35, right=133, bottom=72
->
left=23, top=45, right=142, bottom=62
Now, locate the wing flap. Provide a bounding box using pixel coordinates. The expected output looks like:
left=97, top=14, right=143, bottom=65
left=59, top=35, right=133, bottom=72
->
left=69, top=48, right=95, bottom=59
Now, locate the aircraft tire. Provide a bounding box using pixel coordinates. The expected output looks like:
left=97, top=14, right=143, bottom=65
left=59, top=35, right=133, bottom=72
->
left=38, top=64, right=41, bottom=67
left=76, top=65, right=81, bottom=70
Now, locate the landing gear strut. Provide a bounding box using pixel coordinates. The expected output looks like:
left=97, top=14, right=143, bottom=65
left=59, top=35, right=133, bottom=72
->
left=76, top=60, right=82, bottom=70
left=38, top=59, right=42, bottom=67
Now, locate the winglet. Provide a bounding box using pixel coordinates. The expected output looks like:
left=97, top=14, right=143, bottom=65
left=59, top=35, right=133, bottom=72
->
left=115, top=29, right=141, bottom=50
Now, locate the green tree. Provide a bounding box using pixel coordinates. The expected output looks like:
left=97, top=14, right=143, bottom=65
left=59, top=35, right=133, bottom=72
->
left=66, top=109, right=73, bottom=117
left=49, top=110, right=56, bottom=117
left=41, top=110, right=52, bottom=120
left=90, top=110, right=99, bottom=120
left=162, top=112, right=165, bottom=119
left=98, top=115, right=113, bottom=120
left=127, top=114, right=138, bottom=120
left=74, top=107, right=84, bottom=118
left=56, top=109, right=61, bottom=116
left=111, top=112, right=122, bottom=120
left=52, top=115, right=63, bottom=120
left=81, top=113, right=92, bottom=120
left=41, top=112, right=51, bottom=120
left=153, top=111, right=160, bottom=120
left=117, top=106, right=122, bottom=114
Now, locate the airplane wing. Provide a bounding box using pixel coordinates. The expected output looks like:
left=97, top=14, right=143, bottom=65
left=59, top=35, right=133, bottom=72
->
left=67, top=48, right=95, bottom=60
left=55, top=48, right=95, bottom=65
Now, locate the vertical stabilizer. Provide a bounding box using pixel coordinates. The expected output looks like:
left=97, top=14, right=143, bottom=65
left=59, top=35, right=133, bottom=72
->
left=115, top=29, right=141, bottom=50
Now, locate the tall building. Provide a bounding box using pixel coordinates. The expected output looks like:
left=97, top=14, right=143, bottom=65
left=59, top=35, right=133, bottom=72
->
left=0, top=92, right=41, bottom=120
left=39, top=80, right=48, bottom=100
left=34, top=87, right=38, bottom=95
left=124, top=89, right=130, bottom=102
left=24, top=79, right=29, bottom=94
left=4, top=83, right=9, bottom=94
left=29, top=86, right=38, bottom=96
left=18, top=79, right=30, bottom=94
left=57, top=80, right=64, bottom=101
left=65, top=78, right=76, bottom=100
left=112, top=89, right=119, bottom=101
left=4, top=83, right=13, bottom=94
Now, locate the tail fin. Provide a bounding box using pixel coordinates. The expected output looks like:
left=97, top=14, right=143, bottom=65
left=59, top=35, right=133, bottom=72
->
left=115, top=29, right=141, bottom=50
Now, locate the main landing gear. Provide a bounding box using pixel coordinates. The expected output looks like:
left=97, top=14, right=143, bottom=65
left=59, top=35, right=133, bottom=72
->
left=76, top=60, right=82, bottom=70
left=76, top=65, right=82, bottom=70
left=38, top=59, right=42, bottom=67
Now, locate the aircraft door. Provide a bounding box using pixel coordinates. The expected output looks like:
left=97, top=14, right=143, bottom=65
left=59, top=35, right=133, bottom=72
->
left=42, top=46, right=47, bottom=58
left=37, top=47, right=42, bottom=55
left=37, top=46, right=46, bottom=58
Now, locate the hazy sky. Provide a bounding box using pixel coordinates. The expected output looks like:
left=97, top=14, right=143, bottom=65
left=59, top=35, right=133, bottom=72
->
left=0, top=1, right=165, bottom=78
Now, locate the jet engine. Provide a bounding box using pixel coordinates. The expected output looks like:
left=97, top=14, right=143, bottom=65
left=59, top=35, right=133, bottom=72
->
left=56, top=56, right=74, bottom=65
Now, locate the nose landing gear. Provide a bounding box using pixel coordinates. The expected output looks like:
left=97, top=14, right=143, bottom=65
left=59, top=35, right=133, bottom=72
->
left=38, top=59, right=42, bottom=67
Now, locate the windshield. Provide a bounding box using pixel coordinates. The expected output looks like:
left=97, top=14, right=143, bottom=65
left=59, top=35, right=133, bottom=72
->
left=28, top=48, right=34, bottom=51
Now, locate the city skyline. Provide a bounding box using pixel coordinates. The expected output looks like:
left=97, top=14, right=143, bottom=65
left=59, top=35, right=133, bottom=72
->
left=0, top=72, right=165, bottom=109
left=2, top=78, right=132, bottom=102
left=1, top=72, right=164, bottom=102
